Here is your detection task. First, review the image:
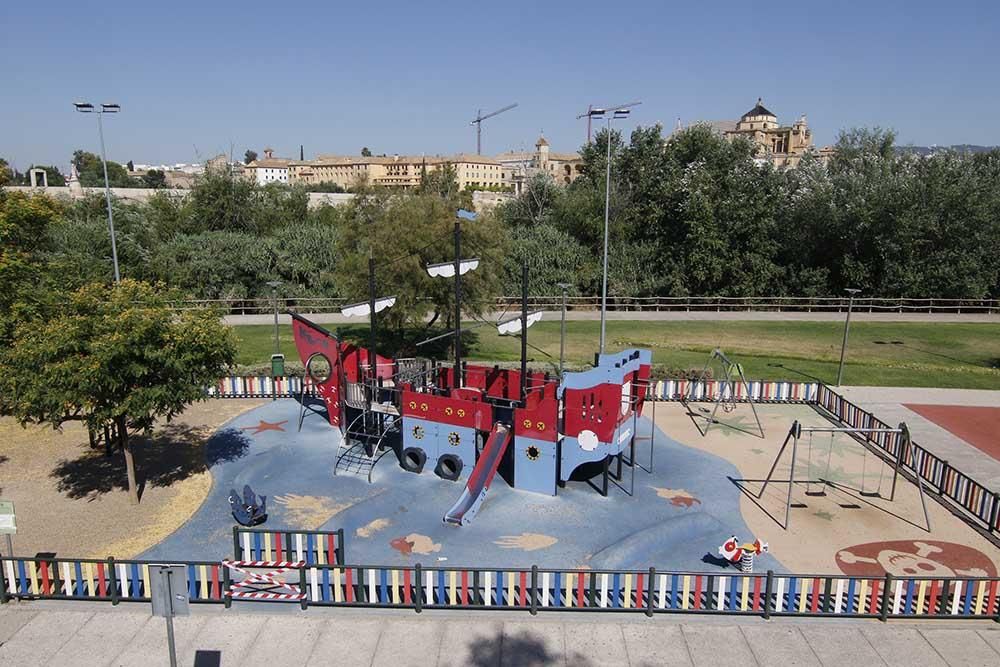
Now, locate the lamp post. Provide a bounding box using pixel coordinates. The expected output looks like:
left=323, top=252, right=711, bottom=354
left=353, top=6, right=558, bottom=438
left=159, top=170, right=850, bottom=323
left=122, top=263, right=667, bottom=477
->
left=836, top=288, right=862, bottom=386
left=585, top=102, right=640, bottom=353
left=556, top=282, right=572, bottom=375
left=265, top=281, right=282, bottom=356
left=73, top=102, right=122, bottom=284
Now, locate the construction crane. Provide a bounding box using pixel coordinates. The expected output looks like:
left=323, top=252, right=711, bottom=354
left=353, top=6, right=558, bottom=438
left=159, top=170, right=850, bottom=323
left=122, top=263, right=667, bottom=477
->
left=470, top=103, right=517, bottom=154
left=577, top=101, right=641, bottom=142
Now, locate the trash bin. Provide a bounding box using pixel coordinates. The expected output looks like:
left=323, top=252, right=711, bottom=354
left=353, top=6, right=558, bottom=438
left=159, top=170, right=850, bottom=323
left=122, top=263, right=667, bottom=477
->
left=270, top=353, right=285, bottom=378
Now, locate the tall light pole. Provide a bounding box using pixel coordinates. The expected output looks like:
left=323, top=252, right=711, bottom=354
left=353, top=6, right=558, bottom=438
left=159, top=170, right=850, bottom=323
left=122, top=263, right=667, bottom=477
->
left=266, top=281, right=282, bottom=356
left=585, top=102, right=640, bottom=354
left=74, top=102, right=122, bottom=284
left=556, top=282, right=572, bottom=375
left=836, top=288, right=862, bottom=386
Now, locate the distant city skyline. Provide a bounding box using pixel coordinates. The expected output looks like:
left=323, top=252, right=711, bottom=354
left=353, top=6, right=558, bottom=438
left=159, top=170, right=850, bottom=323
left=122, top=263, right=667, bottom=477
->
left=2, top=0, right=998, bottom=170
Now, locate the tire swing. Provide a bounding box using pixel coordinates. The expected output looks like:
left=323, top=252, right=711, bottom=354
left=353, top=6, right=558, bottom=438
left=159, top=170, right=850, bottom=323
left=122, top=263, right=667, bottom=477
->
left=434, top=454, right=463, bottom=481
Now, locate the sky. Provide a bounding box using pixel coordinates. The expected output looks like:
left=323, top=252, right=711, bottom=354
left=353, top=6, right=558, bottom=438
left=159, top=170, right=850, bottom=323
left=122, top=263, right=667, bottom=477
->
left=2, top=0, right=999, bottom=171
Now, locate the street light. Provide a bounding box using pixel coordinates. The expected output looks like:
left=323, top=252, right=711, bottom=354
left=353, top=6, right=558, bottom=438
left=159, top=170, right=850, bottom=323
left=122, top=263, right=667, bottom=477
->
left=265, top=281, right=283, bottom=356
left=586, top=102, right=640, bottom=353
left=836, top=288, right=862, bottom=386
left=556, top=282, right=572, bottom=375
left=74, top=101, right=122, bottom=284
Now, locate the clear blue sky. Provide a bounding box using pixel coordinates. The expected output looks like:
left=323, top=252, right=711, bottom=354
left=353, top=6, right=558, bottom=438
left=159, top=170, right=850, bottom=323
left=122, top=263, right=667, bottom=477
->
left=2, top=0, right=998, bottom=171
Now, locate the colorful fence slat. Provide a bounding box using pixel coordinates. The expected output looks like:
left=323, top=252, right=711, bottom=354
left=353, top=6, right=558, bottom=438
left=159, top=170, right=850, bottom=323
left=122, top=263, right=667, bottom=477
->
left=233, top=527, right=345, bottom=566
left=647, top=380, right=818, bottom=404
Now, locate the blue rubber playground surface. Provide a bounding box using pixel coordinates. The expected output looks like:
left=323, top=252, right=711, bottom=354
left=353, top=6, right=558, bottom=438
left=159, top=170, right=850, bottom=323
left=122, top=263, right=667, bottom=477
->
left=142, top=399, right=784, bottom=572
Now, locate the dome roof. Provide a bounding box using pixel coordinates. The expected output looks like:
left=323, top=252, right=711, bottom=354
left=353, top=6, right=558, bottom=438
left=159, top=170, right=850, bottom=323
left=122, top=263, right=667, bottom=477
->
left=742, top=98, right=775, bottom=119
left=535, top=135, right=549, bottom=147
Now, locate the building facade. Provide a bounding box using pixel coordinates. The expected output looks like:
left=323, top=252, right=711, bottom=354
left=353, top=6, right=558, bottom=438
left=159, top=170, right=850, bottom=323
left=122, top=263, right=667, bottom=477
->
left=496, top=136, right=584, bottom=194
left=244, top=147, right=291, bottom=184
left=288, top=153, right=509, bottom=191
left=722, top=99, right=826, bottom=167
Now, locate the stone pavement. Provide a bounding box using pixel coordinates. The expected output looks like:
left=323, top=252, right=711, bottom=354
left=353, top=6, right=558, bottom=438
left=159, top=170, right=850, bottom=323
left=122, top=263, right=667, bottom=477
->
left=2, top=601, right=1000, bottom=666
left=839, top=386, right=1000, bottom=491
left=222, top=311, right=1000, bottom=326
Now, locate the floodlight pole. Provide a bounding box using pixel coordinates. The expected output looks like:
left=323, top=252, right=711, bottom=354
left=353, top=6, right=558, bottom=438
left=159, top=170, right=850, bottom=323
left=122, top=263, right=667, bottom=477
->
left=75, top=102, right=122, bottom=283
left=368, top=257, right=378, bottom=381
left=557, top=283, right=572, bottom=375
left=600, top=113, right=612, bottom=354
left=836, top=288, right=861, bottom=386
left=266, top=281, right=282, bottom=356
left=521, top=261, right=529, bottom=402
left=454, top=221, right=462, bottom=384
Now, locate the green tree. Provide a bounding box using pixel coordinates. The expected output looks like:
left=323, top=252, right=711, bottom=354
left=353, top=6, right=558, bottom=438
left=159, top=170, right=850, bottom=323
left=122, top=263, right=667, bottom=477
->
left=142, top=169, right=167, bottom=189
left=0, top=190, right=62, bottom=346
left=361, top=147, right=372, bottom=157
left=244, top=149, right=257, bottom=165
left=72, top=149, right=135, bottom=187
left=0, top=280, right=237, bottom=504
left=0, top=158, right=11, bottom=186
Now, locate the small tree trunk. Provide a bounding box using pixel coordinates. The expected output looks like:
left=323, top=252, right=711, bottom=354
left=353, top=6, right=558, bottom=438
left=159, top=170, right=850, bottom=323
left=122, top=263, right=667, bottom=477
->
left=104, top=422, right=113, bottom=457
left=118, top=416, right=139, bottom=505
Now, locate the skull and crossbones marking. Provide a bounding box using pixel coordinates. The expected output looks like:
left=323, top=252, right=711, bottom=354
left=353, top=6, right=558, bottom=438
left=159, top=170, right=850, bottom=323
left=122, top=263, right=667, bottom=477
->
left=837, top=541, right=988, bottom=578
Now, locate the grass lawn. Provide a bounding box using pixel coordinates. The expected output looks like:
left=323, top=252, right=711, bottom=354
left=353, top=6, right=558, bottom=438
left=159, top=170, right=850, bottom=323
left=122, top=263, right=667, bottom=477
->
left=233, top=320, right=1000, bottom=389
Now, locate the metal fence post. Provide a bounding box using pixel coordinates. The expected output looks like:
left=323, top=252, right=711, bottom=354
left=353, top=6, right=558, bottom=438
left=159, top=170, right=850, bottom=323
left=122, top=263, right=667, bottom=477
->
left=222, top=563, right=232, bottom=609
left=763, top=570, right=774, bottom=620
left=299, top=566, right=308, bottom=610
left=414, top=563, right=422, bottom=614
left=232, top=526, right=241, bottom=559
left=646, top=568, right=655, bottom=617
left=939, top=461, right=950, bottom=496
left=337, top=529, right=346, bottom=565
left=988, top=493, right=1000, bottom=535
left=0, top=558, right=8, bottom=603
left=880, top=573, right=892, bottom=621
left=530, top=566, right=538, bottom=615
left=108, top=557, right=119, bottom=605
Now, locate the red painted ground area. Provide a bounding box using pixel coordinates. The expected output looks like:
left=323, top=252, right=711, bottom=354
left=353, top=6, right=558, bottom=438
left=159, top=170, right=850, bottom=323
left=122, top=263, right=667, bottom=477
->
left=904, top=404, right=1000, bottom=462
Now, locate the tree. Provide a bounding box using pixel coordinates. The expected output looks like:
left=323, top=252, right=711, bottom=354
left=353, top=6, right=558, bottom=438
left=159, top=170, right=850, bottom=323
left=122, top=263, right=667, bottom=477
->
left=0, top=190, right=62, bottom=347
left=361, top=147, right=372, bottom=157
left=127, top=160, right=135, bottom=172
left=142, top=169, right=167, bottom=189
left=72, top=149, right=135, bottom=187
left=0, top=158, right=12, bottom=186
left=0, top=280, right=237, bottom=504
left=244, top=150, right=258, bottom=165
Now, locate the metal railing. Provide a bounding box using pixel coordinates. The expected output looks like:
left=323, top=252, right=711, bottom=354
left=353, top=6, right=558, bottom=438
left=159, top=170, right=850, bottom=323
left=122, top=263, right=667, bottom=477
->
left=173, top=296, right=1000, bottom=316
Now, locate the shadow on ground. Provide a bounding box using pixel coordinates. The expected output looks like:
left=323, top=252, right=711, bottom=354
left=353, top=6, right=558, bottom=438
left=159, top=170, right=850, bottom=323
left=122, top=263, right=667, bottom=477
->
left=50, top=424, right=251, bottom=501
left=467, top=631, right=593, bottom=666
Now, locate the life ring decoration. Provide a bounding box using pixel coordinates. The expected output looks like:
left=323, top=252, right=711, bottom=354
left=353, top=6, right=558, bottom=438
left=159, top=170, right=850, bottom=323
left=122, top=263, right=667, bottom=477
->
left=448, top=431, right=461, bottom=446
left=522, top=419, right=547, bottom=432
left=445, top=406, right=454, bottom=416
left=456, top=408, right=466, bottom=418
left=412, top=425, right=425, bottom=440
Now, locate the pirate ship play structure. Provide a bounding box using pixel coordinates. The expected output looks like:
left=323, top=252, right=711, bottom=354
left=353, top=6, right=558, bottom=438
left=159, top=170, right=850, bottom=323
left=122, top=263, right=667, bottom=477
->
left=288, top=210, right=653, bottom=526
left=291, top=312, right=652, bottom=525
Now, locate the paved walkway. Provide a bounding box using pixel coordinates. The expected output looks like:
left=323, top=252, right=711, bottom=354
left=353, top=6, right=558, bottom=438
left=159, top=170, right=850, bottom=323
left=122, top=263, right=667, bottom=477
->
left=839, top=387, right=1000, bottom=491
left=2, top=602, right=999, bottom=666
left=222, top=311, right=1000, bottom=325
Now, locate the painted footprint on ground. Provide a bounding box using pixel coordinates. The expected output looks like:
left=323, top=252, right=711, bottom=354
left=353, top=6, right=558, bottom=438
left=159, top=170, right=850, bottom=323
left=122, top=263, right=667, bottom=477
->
left=494, top=533, right=558, bottom=551
left=390, top=533, right=442, bottom=556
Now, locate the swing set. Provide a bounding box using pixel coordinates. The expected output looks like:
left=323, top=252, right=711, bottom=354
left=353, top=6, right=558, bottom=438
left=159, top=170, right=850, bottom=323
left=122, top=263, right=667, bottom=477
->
left=757, top=420, right=932, bottom=532
left=683, top=348, right=765, bottom=438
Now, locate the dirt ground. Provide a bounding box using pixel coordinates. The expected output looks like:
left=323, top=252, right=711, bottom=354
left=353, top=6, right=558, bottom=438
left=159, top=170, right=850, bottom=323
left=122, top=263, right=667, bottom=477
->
left=647, top=401, right=1000, bottom=576
left=0, top=399, right=264, bottom=558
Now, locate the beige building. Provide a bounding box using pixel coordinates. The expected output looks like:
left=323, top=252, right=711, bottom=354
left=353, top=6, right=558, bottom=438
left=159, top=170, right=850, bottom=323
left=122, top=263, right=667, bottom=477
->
left=721, top=99, right=828, bottom=167
left=288, top=153, right=509, bottom=191
left=496, top=136, right=584, bottom=194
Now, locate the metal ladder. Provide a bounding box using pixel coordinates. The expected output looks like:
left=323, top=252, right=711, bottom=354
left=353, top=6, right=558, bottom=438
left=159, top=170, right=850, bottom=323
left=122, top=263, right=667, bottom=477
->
left=334, top=410, right=398, bottom=483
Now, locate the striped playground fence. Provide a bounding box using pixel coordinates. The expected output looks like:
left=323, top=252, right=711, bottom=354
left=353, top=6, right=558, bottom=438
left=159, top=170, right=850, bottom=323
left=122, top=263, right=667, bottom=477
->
left=207, top=375, right=314, bottom=399
left=815, top=385, right=1000, bottom=539
left=233, top=527, right=345, bottom=566
left=0, top=556, right=227, bottom=604
left=6, top=555, right=997, bottom=621
left=647, top=379, right=818, bottom=403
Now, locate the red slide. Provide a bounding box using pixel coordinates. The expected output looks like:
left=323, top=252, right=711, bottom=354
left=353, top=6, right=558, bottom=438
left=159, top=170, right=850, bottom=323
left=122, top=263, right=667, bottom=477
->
left=443, top=423, right=511, bottom=526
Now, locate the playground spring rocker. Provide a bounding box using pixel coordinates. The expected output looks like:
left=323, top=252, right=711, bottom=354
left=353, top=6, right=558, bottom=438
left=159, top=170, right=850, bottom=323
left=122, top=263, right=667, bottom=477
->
left=682, top=348, right=765, bottom=439
left=757, top=420, right=932, bottom=531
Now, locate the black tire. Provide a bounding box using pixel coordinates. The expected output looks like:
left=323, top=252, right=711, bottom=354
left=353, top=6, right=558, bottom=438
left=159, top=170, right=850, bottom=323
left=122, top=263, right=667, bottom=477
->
left=401, top=447, right=427, bottom=474
left=434, top=454, right=463, bottom=481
